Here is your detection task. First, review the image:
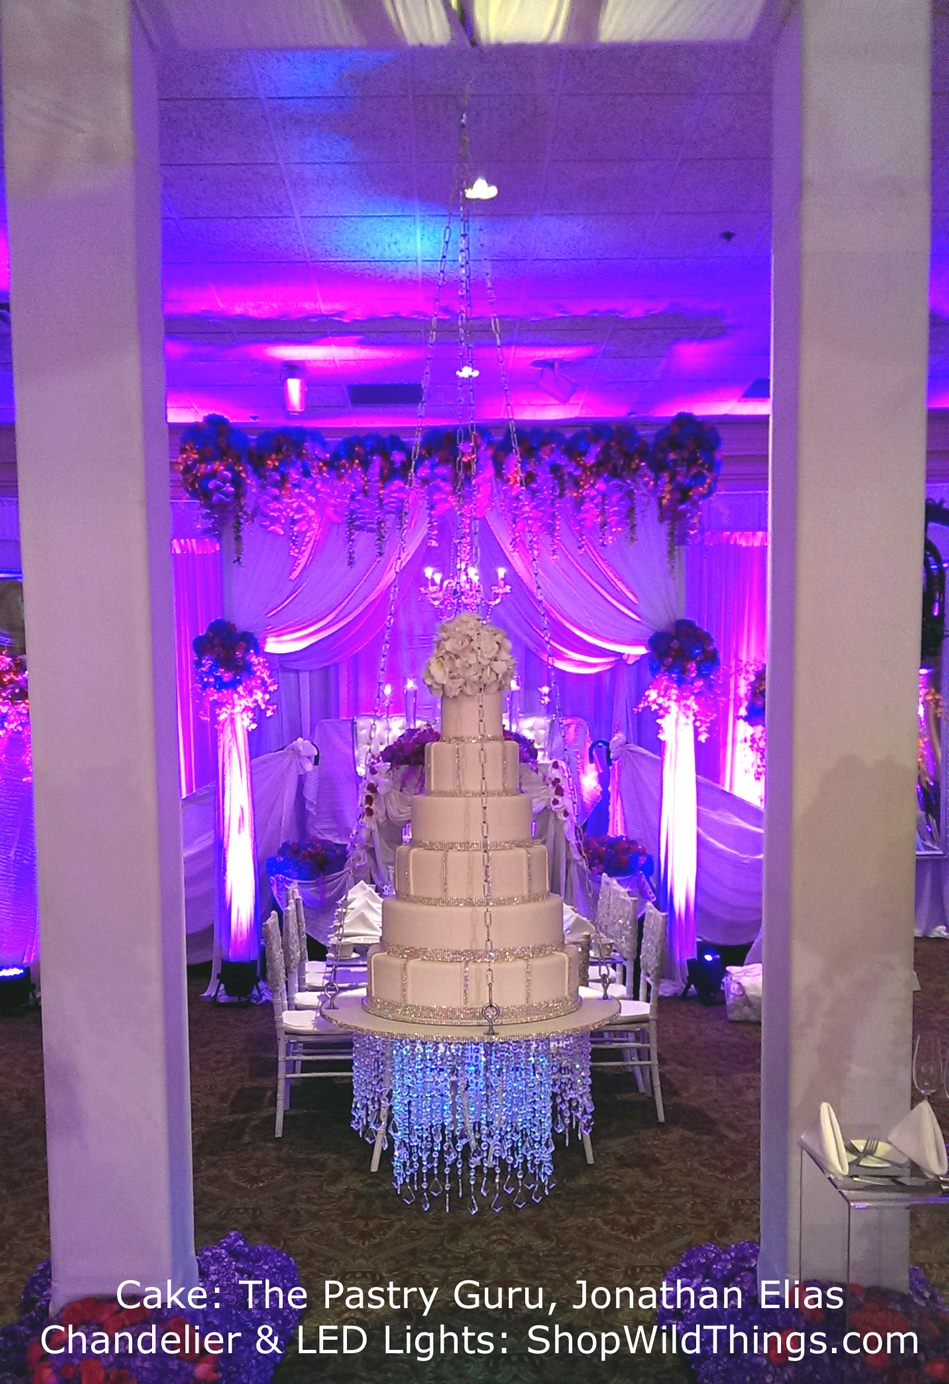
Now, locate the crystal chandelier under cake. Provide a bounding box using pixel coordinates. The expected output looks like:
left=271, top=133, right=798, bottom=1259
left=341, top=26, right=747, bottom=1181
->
left=319, top=102, right=618, bottom=1209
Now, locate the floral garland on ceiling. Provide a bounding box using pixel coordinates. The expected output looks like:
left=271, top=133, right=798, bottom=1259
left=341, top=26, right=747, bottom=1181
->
left=639, top=618, right=720, bottom=741
left=193, top=619, right=276, bottom=731
left=176, top=413, right=721, bottom=567
left=177, top=415, right=254, bottom=562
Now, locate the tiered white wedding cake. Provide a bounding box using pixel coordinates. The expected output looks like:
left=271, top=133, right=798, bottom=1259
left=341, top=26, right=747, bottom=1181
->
left=364, top=614, right=581, bottom=1028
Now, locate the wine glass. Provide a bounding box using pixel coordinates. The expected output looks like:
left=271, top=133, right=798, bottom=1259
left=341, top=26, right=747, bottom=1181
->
left=913, top=1033, right=945, bottom=1102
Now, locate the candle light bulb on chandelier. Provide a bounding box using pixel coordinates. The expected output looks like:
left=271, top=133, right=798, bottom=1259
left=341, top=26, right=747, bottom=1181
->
left=424, top=567, right=434, bottom=579
left=464, top=176, right=498, bottom=201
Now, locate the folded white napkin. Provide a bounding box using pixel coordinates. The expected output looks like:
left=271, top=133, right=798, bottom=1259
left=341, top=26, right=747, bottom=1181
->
left=888, top=1100, right=948, bottom=1178
left=819, top=1101, right=849, bottom=1176
left=341, top=881, right=383, bottom=942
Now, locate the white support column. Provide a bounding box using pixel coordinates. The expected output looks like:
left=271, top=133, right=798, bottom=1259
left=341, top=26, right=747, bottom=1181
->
left=761, top=1, right=931, bottom=1288
left=1, top=0, right=197, bottom=1307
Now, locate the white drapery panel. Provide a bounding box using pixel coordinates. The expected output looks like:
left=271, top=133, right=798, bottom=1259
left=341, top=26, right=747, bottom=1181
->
left=229, top=487, right=682, bottom=679
left=611, top=742, right=764, bottom=947
left=230, top=497, right=430, bottom=667
left=482, top=490, right=681, bottom=672
left=183, top=740, right=318, bottom=963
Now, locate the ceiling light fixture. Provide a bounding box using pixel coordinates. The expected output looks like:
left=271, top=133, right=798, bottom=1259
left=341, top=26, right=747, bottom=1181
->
left=280, top=363, right=306, bottom=415
left=464, top=176, right=498, bottom=201
left=533, top=359, right=576, bottom=404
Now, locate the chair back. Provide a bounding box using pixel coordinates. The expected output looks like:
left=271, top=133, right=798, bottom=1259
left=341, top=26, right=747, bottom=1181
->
left=639, top=902, right=667, bottom=1013
left=292, top=893, right=309, bottom=992
left=263, top=912, right=289, bottom=1021
left=595, top=875, right=639, bottom=994
left=283, top=896, right=302, bottom=1005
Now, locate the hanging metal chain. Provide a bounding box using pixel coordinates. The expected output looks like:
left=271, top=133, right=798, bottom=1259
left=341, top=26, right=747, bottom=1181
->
left=477, top=685, right=498, bottom=1035
left=321, top=140, right=461, bottom=1014
left=476, top=217, right=580, bottom=834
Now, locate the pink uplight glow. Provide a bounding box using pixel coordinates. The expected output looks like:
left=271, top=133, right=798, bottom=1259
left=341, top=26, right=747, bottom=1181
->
left=218, top=709, right=259, bottom=964
left=659, top=704, right=697, bottom=986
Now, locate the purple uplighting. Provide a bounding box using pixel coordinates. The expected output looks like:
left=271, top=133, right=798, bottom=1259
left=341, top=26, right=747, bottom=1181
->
left=218, top=709, right=259, bottom=965
left=659, top=705, right=697, bottom=985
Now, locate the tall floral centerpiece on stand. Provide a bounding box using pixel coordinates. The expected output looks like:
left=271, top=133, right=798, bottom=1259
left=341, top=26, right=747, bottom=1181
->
left=640, top=619, right=719, bottom=986
left=194, top=619, right=276, bottom=999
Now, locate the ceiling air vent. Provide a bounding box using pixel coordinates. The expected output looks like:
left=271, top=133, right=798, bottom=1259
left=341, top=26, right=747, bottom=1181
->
left=741, top=378, right=770, bottom=399
left=347, top=383, right=423, bottom=407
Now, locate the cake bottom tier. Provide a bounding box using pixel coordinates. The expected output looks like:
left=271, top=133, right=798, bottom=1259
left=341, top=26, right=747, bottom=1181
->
left=365, top=944, right=580, bottom=1026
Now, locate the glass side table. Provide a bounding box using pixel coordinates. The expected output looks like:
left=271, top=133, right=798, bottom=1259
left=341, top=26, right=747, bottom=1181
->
left=798, top=1129, right=949, bottom=1289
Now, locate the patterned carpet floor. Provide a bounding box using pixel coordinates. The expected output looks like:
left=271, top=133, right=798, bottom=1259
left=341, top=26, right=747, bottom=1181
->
left=1, top=938, right=948, bottom=1384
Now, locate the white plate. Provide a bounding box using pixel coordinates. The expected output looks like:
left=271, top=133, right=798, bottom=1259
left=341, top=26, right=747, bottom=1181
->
left=848, top=1138, right=908, bottom=1171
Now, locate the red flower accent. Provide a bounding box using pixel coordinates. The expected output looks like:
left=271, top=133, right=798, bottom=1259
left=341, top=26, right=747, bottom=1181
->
left=194, top=1357, right=220, bottom=1382
left=925, top=1362, right=949, bottom=1380
left=168, top=1315, right=201, bottom=1361
left=79, top=1361, right=106, bottom=1384
left=766, top=1330, right=799, bottom=1364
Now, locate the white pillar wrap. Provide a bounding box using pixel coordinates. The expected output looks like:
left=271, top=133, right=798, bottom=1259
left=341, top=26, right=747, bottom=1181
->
left=761, top=1, right=931, bottom=1288
left=1, top=0, right=197, bottom=1308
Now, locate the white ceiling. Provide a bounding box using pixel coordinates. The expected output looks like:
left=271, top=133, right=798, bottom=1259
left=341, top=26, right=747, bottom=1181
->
left=0, top=9, right=947, bottom=431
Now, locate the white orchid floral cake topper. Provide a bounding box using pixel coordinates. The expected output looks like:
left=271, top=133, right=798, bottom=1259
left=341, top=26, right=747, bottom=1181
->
left=422, top=612, right=516, bottom=698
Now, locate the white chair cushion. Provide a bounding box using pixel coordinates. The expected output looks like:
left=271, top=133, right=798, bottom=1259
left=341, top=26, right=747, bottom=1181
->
left=579, top=983, right=627, bottom=1000
left=281, top=1008, right=353, bottom=1036
left=292, top=987, right=366, bottom=1009
left=615, top=998, right=650, bottom=1021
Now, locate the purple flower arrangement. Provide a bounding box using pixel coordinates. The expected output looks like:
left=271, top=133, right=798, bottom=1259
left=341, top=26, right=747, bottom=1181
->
left=582, top=833, right=654, bottom=880
left=266, top=837, right=349, bottom=880
left=378, top=723, right=440, bottom=768
left=176, top=416, right=253, bottom=560
left=0, top=1233, right=300, bottom=1384
left=504, top=729, right=540, bottom=764
left=659, top=1241, right=949, bottom=1383
left=178, top=416, right=720, bottom=568
left=193, top=620, right=276, bottom=732
left=641, top=619, right=720, bottom=741
left=376, top=724, right=538, bottom=770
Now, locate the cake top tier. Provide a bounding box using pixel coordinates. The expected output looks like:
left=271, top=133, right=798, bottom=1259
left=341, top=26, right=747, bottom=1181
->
left=422, top=613, right=515, bottom=700
left=439, top=688, right=505, bottom=741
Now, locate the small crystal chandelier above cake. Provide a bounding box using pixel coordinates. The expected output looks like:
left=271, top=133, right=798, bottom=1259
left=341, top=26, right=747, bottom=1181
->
left=329, top=613, right=615, bottom=1040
